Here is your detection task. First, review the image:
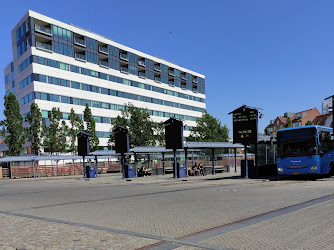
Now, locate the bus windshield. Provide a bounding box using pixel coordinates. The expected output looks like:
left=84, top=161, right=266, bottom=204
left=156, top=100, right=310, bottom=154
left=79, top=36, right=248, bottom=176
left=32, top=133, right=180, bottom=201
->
left=277, top=127, right=318, bottom=158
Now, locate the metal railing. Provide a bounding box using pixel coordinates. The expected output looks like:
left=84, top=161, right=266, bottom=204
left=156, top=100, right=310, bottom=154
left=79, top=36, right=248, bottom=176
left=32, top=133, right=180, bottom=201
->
left=74, top=37, right=85, bottom=46
left=75, top=53, right=86, bottom=61
left=138, top=60, right=146, bottom=67
left=168, top=70, right=175, bottom=76
left=36, top=41, right=52, bottom=51
left=154, top=65, right=161, bottom=71
left=35, top=24, right=52, bottom=35
left=154, top=77, right=161, bottom=83
left=138, top=72, right=146, bottom=78
left=120, top=53, right=129, bottom=61
left=120, top=67, right=129, bottom=73
left=99, top=60, right=109, bottom=67
left=99, top=46, right=108, bottom=54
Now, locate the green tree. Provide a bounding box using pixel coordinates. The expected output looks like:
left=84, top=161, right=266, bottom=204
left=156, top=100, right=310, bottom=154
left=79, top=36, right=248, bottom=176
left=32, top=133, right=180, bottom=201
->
left=187, top=112, right=229, bottom=142
left=83, top=103, right=99, bottom=152
left=109, top=104, right=155, bottom=148
left=285, top=117, right=292, bottom=128
left=305, top=120, right=313, bottom=126
left=153, top=121, right=165, bottom=146
left=59, top=120, right=69, bottom=153
left=43, top=108, right=61, bottom=154
left=25, top=103, right=42, bottom=155
left=0, top=92, right=25, bottom=156
left=68, top=108, right=84, bottom=154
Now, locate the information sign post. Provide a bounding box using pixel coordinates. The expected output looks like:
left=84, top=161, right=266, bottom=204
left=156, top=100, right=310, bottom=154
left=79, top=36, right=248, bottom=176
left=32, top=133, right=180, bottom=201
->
left=229, top=105, right=259, bottom=178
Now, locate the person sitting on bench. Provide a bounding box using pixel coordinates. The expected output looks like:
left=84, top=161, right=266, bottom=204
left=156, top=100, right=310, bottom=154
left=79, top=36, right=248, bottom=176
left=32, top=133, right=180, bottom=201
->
left=138, top=166, right=149, bottom=177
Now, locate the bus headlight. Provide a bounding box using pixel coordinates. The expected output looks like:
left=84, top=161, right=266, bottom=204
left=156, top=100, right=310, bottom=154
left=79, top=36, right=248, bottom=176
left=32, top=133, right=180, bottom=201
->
left=278, top=167, right=283, bottom=173
left=310, top=164, right=318, bottom=172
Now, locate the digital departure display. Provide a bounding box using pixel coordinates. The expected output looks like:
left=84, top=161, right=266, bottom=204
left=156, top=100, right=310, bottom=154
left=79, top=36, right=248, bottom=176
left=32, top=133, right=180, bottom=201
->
left=232, top=107, right=258, bottom=145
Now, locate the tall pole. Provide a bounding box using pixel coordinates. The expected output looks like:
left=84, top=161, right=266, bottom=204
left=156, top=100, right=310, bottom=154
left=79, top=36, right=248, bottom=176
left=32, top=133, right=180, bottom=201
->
left=212, top=148, right=215, bottom=175
left=32, top=160, right=36, bottom=178
left=234, top=148, right=237, bottom=172
left=121, top=153, right=125, bottom=179
left=147, top=154, right=150, bottom=169
left=173, top=149, right=177, bottom=179
left=162, top=152, right=165, bottom=175
left=228, top=148, right=230, bottom=172
left=185, top=148, right=188, bottom=177
left=134, top=153, right=137, bottom=177
left=245, top=145, right=248, bottom=178
left=83, top=156, right=86, bottom=178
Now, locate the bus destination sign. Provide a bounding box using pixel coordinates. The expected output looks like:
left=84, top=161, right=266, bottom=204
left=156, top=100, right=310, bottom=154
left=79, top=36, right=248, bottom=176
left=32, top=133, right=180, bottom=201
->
left=232, top=106, right=258, bottom=145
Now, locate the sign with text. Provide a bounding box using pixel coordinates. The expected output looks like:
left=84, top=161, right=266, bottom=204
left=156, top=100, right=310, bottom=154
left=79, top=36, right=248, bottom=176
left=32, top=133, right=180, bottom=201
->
left=232, top=106, right=258, bottom=145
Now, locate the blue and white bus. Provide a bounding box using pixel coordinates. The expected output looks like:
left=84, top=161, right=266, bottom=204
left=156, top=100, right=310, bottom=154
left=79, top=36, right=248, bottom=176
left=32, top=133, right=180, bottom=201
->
left=277, top=125, right=334, bottom=177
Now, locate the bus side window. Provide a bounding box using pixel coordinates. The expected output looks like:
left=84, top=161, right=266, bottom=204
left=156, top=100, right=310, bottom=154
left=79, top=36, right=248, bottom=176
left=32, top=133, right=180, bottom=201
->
left=319, top=131, right=331, bottom=154
left=324, top=132, right=330, bottom=153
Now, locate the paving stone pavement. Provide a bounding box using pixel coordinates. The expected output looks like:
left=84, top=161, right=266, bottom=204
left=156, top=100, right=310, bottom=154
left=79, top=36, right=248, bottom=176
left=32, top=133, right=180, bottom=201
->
left=0, top=214, right=158, bottom=249
left=199, top=200, right=334, bottom=250
left=0, top=171, right=333, bottom=249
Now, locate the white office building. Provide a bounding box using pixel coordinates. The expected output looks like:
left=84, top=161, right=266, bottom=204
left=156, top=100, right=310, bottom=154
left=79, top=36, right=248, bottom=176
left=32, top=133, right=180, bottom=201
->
left=4, top=11, right=206, bottom=150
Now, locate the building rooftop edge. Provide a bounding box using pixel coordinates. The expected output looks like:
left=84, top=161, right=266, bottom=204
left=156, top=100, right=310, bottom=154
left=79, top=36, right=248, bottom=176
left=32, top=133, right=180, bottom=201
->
left=25, top=10, right=205, bottom=78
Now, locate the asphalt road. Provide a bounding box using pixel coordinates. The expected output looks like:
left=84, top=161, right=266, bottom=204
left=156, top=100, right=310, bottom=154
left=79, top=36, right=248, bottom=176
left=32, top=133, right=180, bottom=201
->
left=0, top=172, right=333, bottom=249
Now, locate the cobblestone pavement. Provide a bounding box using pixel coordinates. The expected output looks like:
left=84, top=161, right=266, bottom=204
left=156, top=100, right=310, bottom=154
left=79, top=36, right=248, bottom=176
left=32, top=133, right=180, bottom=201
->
left=0, top=214, right=158, bottom=250
left=0, top=172, right=333, bottom=249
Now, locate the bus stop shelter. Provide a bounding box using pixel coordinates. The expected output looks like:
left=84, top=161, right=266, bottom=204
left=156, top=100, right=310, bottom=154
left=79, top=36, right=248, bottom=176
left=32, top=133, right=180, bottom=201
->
left=130, top=142, right=244, bottom=177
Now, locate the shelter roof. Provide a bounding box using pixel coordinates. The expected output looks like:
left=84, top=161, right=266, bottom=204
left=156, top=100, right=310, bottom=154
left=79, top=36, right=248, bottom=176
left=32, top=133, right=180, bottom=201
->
left=0, top=154, right=106, bottom=163
left=184, top=141, right=244, bottom=149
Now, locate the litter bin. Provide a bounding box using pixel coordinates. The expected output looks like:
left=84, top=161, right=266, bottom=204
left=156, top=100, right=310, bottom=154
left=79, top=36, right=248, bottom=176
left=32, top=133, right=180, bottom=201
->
left=124, top=164, right=135, bottom=178
left=241, top=160, right=255, bottom=178
left=176, top=162, right=185, bottom=178
left=86, top=165, right=96, bottom=178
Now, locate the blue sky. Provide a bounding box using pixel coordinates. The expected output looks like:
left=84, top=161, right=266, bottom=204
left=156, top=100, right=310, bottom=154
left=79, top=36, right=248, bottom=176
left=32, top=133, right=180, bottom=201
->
left=1, top=0, right=333, bottom=135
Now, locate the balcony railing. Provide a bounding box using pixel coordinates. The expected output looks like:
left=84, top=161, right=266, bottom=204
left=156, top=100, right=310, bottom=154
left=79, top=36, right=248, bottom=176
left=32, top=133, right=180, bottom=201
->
left=181, top=74, right=187, bottom=80
left=192, top=78, right=198, bottom=84
left=192, top=88, right=198, bottom=93
left=120, top=67, right=129, bottom=73
left=154, top=65, right=161, bottom=72
left=168, top=70, right=175, bottom=76
left=99, top=46, right=108, bottom=54
left=138, top=60, right=146, bottom=67
left=74, top=37, right=85, bottom=47
left=120, top=53, right=129, bottom=61
left=154, top=77, right=161, bottom=83
left=99, top=60, right=109, bottom=68
left=35, top=24, right=52, bottom=36
left=36, top=41, right=52, bottom=52
left=75, top=53, right=86, bottom=61
left=138, top=72, right=146, bottom=78
left=168, top=81, right=175, bottom=86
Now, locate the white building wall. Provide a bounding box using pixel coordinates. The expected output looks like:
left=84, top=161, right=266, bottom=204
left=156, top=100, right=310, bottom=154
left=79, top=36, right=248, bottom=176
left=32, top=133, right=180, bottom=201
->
left=5, top=10, right=206, bottom=149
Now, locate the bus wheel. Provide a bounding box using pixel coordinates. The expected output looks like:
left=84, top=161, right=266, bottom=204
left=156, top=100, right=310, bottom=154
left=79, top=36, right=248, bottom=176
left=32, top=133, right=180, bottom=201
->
left=329, top=163, right=334, bottom=177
